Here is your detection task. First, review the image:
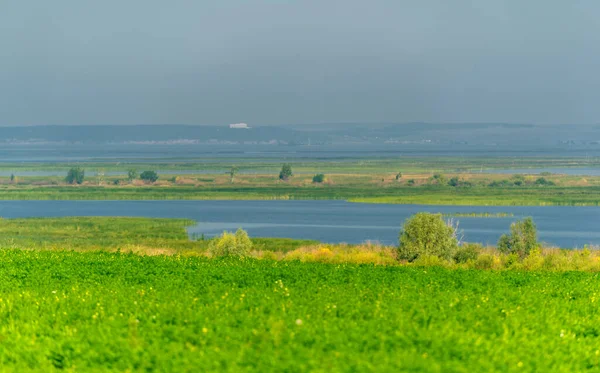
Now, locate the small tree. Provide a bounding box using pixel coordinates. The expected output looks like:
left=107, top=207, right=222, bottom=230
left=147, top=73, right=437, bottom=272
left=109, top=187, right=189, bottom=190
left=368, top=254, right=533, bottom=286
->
left=140, top=170, right=159, bottom=183
left=229, top=166, right=239, bottom=183
left=279, top=164, right=293, bottom=181
left=312, top=174, right=325, bottom=183
left=66, top=167, right=85, bottom=185
left=9, top=174, right=16, bottom=184
left=395, top=172, right=402, bottom=181
left=430, top=173, right=446, bottom=185
left=397, top=212, right=458, bottom=262
left=208, top=228, right=253, bottom=257
left=497, top=217, right=538, bottom=258
left=127, top=169, right=138, bottom=182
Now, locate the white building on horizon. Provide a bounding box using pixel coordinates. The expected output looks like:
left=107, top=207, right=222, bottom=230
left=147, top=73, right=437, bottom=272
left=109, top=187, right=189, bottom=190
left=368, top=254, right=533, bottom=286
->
left=229, top=122, right=250, bottom=129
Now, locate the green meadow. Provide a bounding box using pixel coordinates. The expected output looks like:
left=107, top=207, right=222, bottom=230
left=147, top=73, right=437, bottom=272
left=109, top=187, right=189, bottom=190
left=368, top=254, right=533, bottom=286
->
left=0, top=251, right=597, bottom=372
left=0, top=185, right=599, bottom=206
left=0, top=217, right=316, bottom=254
left=2, top=156, right=600, bottom=173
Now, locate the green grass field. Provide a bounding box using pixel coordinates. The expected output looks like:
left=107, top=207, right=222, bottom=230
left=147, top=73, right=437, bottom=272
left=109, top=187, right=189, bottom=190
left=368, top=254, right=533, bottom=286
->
left=0, top=156, right=600, bottom=205
left=2, top=156, right=600, bottom=173
left=0, top=251, right=597, bottom=372
left=0, top=217, right=316, bottom=254
left=0, top=184, right=600, bottom=206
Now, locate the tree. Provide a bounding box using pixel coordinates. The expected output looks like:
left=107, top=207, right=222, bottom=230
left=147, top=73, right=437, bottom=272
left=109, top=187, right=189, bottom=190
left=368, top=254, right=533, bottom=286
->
left=395, top=172, right=402, bottom=181
left=279, top=164, right=293, bottom=181
left=66, top=167, right=85, bottom=185
left=448, top=177, right=460, bottom=187
left=127, top=169, right=138, bottom=182
left=397, top=212, right=458, bottom=262
left=208, top=228, right=253, bottom=257
left=229, top=166, right=239, bottom=183
left=312, top=174, right=325, bottom=183
left=497, top=217, right=538, bottom=258
left=140, top=170, right=159, bottom=183
left=9, top=174, right=16, bottom=183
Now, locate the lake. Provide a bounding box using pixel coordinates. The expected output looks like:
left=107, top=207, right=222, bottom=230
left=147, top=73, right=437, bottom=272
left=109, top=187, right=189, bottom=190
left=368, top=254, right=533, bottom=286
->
left=0, top=200, right=598, bottom=248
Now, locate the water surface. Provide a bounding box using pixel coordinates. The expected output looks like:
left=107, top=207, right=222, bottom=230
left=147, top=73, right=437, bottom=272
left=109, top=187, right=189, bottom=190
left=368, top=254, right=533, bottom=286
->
left=0, top=200, right=598, bottom=248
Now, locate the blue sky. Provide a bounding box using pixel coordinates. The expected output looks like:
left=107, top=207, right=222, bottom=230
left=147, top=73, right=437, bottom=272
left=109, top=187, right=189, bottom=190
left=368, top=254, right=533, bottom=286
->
left=1, top=1, right=599, bottom=125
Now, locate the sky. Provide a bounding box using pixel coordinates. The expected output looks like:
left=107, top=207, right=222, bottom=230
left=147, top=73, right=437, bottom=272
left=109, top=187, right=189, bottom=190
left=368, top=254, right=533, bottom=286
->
left=1, top=0, right=600, bottom=126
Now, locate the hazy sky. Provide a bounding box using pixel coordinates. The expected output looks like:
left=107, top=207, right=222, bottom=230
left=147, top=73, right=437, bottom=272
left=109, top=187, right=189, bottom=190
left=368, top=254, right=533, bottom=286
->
left=1, top=1, right=599, bottom=125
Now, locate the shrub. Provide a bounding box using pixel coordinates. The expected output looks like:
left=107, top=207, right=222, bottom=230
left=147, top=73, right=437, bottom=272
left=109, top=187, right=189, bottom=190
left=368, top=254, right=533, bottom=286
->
left=140, top=170, right=159, bottom=183
left=430, top=173, right=446, bottom=185
left=229, top=166, right=238, bottom=183
left=406, top=179, right=416, bottom=186
left=127, top=169, right=138, bottom=182
left=279, top=164, right=293, bottom=181
left=448, top=177, right=460, bottom=187
left=534, top=177, right=555, bottom=186
left=397, top=213, right=458, bottom=262
left=208, top=228, right=253, bottom=257
left=312, top=174, right=325, bottom=183
left=497, top=217, right=539, bottom=258
left=448, top=177, right=473, bottom=188
left=522, top=248, right=544, bottom=270
left=412, top=255, right=448, bottom=267
left=474, top=254, right=495, bottom=270
left=66, top=167, right=85, bottom=185
left=453, top=243, right=481, bottom=263
left=511, top=174, right=526, bottom=186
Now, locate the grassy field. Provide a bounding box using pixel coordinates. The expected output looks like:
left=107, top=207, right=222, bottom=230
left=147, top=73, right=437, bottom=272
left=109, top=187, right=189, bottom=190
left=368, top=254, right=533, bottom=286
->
left=3, top=156, right=600, bottom=173
left=1, top=184, right=600, bottom=206
left=0, top=217, right=316, bottom=254
left=0, top=251, right=597, bottom=372
left=0, top=157, right=600, bottom=205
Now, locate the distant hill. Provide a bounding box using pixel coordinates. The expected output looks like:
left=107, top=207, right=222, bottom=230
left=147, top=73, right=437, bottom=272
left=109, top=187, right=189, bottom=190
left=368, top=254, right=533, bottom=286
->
left=0, top=123, right=595, bottom=147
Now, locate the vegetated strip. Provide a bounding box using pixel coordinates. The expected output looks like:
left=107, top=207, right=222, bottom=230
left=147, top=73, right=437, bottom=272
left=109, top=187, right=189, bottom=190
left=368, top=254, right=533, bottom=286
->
left=0, top=185, right=600, bottom=205
left=1, top=251, right=599, bottom=371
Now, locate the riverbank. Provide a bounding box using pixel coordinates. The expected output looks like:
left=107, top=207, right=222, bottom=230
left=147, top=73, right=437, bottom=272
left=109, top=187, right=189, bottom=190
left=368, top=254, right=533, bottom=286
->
left=1, top=216, right=600, bottom=272
left=1, top=184, right=600, bottom=206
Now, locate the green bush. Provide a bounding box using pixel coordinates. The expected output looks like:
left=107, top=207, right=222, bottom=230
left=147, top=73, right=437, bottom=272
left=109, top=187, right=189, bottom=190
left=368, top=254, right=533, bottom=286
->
left=453, top=243, right=481, bottom=263
left=497, top=217, right=539, bottom=258
left=140, top=170, right=159, bottom=183
left=127, top=169, right=138, bottom=182
left=208, top=228, right=253, bottom=257
left=312, top=174, right=325, bottom=183
left=534, top=177, right=555, bottom=186
left=448, top=177, right=473, bottom=188
left=398, top=213, right=458, bottom=262
left=66, top=167, right=85, bottom=185
left=430, top=173, right=446, bottom=185
left=474, top=254, right=495, bottom=270
left=279, top=164, right=293, bottom=181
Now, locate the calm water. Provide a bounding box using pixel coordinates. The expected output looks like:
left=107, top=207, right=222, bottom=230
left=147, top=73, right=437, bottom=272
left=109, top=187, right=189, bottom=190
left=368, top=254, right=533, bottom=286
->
left=484, top=167, right=600, bottom=175
left=3, top=143, right=600, bottom=162
left=0, top=200, right=599, bottom=248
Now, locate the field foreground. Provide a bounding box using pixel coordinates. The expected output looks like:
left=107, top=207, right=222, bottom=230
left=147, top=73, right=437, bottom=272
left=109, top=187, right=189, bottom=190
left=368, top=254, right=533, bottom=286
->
left=1, top=250, right=599, bottom=372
